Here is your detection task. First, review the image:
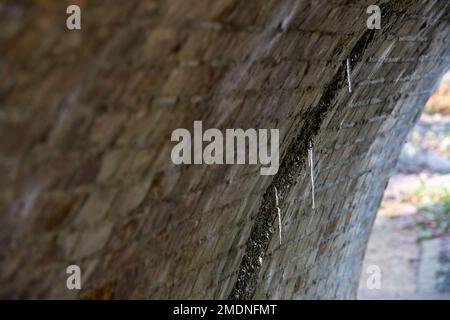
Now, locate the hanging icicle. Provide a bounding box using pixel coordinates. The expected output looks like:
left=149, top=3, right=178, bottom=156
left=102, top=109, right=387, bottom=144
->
left=346, top=58, right=352, bottom=93
left=308, top=140, right=316, bottom=210
left=274, top=187, right=282, bottom=245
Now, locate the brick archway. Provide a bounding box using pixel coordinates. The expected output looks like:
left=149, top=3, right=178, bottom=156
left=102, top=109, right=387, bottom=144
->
left=0, top=0, right=449, bottom=299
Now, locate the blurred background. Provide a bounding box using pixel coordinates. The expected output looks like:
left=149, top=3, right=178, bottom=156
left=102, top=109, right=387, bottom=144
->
left=358, top=71, right=450, bottom=299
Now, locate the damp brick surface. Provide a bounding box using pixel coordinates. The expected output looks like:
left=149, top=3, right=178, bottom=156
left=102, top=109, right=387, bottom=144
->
left=0, top=0, right=449, bottom=299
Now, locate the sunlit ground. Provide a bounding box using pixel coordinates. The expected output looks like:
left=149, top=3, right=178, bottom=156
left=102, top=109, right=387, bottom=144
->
left=358, top=72, right=450, bottom=299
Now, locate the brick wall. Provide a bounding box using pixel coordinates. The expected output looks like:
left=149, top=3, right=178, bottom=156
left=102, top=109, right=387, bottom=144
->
left=0, top=0, right=449, bottom=299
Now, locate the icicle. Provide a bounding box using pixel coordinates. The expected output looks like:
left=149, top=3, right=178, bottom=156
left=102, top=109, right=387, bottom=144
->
left=274, top=187, right=282, bottom=245
left=346, top=58, right=352, bottom=93
left=308, top=140, right=315, bottom=209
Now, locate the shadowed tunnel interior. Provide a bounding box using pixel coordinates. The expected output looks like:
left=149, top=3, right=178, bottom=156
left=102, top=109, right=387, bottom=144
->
left=0, top=0, right=449, bottom=299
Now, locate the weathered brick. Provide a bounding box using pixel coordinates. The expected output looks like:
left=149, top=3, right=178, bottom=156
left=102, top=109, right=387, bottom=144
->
left=0, top=0, right=449, bottom=300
